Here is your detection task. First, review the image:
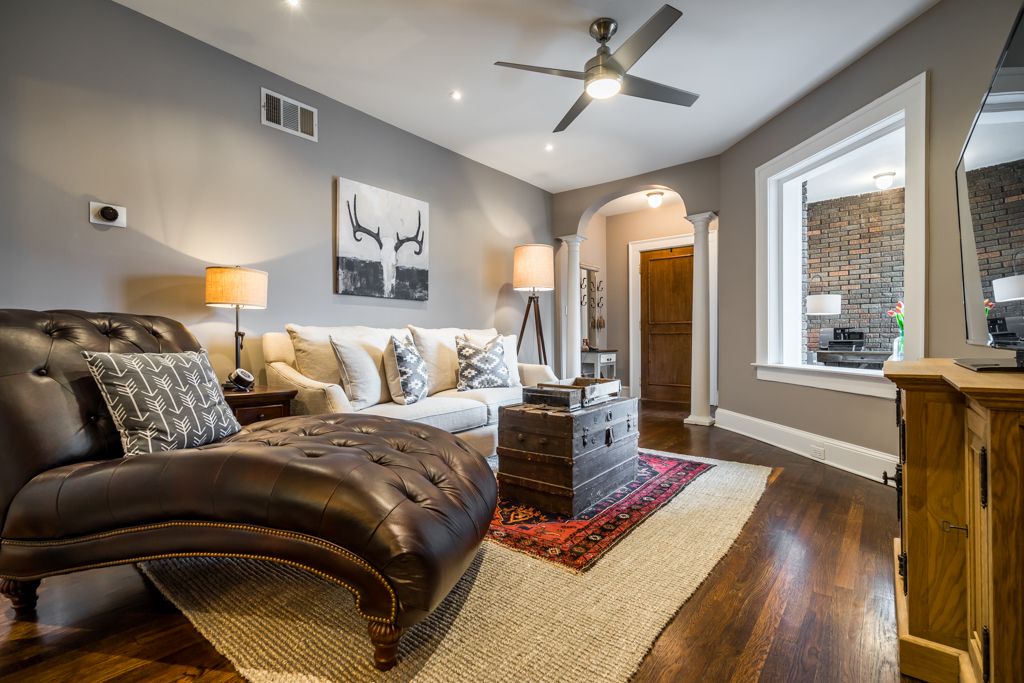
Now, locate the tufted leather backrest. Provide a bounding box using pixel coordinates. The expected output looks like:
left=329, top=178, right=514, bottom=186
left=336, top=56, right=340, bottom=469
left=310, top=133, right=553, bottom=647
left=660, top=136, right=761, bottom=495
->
left=0, top=310, right=201, bottom=527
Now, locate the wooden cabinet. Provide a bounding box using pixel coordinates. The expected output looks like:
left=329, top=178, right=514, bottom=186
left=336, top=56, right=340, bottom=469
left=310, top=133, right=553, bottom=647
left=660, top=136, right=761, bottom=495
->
left=885, top=359, right=1024, bottom=682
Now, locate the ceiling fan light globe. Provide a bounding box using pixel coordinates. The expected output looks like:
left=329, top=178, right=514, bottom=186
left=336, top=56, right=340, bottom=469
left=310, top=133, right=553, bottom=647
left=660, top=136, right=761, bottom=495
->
left=584, top=66, right=623, bottom=100
left=586, top=77, right=621, bottom=99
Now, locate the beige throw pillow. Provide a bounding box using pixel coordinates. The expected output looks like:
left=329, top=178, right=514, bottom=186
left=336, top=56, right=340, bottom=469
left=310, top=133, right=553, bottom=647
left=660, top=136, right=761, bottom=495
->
left=286, top=324, right=404, bottom=389
left=499, top=334, right=522, bottom=387
left=408, top=325, right=498, bottom=395
left=328, top=331, right=399, bottom=410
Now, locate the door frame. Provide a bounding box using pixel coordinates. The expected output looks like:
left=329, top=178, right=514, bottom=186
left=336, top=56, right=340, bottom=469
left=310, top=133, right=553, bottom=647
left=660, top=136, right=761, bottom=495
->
left=628, top=231, right=718, bottom=404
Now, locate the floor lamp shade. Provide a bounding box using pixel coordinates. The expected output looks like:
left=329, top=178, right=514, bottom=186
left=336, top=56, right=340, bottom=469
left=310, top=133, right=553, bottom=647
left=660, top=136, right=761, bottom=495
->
left=513, top=244, right=554, bottom=292
left=205, top=266, right=269, bottom=309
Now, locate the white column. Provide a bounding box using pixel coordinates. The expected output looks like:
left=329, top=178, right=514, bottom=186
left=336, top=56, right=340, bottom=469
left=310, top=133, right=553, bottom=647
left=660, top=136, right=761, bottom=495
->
left=558, top=234, right=585, bottom=379
left=685, top=212, right=717, bottom=426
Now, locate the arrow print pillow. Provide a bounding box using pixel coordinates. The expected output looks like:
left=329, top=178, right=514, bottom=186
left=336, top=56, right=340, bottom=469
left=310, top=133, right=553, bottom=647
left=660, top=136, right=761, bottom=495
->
left=83, top=349, right=241, bottom=456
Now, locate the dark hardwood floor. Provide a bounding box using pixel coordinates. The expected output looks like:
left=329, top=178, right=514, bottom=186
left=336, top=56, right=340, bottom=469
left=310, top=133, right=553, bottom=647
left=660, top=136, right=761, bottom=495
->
left=1, top=407, right=902, bottom=682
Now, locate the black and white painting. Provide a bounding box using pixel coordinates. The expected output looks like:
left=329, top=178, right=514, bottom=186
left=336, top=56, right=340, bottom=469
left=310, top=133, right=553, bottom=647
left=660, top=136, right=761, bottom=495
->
left=335, top=178, right=429, bottom=301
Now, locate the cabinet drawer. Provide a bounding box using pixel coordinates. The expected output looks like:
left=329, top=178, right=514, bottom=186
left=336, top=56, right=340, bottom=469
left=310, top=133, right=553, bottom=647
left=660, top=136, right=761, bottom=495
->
left=600, top=353, right=616, bottom=363
left=235, top=404, right=286, bottom=426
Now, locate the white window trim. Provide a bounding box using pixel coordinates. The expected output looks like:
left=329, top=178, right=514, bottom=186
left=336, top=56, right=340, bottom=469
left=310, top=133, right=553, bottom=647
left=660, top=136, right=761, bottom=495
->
left=754, top=72, right=927, bottom=399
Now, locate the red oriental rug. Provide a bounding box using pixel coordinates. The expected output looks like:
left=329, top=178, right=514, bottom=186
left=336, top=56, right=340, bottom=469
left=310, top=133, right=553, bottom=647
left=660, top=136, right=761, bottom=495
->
left=487, top=452, right=713, bottom=572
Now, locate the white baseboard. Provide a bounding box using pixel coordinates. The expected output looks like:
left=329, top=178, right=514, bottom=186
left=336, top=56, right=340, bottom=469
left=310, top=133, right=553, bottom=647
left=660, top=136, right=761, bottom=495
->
left=715, top=408, right=897, bottom=483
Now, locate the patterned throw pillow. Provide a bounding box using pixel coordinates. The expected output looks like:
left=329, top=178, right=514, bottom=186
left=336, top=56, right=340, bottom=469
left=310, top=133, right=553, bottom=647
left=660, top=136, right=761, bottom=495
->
left=456, top=335, right=512, bottom=391
left=83, top=350, right=241, bottom=456
left=383, top=335, right=429, bottom=405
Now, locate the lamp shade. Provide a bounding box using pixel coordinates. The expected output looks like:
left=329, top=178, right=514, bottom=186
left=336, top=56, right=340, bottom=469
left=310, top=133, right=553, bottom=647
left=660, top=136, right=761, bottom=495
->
left=992, top=274, right=1024, bottom=302
left=205, top=266, right=268, bottom=309
left=513, top=244, right=554, bottom=292
left=806, top=294, right=841, bottom=316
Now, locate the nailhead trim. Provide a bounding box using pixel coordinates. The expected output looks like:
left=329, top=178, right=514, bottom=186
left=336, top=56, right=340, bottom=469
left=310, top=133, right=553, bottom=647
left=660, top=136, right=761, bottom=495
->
left=1, top=521, right=397, bottom=622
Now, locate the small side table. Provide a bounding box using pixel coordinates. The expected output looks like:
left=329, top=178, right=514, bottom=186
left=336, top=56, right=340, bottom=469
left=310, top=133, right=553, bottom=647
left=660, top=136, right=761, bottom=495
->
left=581, top=349, right=617, bottom=379
left=223, top=387, right=297, bottom=426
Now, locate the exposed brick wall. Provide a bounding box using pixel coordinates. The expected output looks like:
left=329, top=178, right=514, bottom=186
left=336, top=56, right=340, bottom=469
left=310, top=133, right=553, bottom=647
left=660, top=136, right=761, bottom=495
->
left=802, top=188, right=905, bottom=356
left=966, top=159, right=1024, bottom=319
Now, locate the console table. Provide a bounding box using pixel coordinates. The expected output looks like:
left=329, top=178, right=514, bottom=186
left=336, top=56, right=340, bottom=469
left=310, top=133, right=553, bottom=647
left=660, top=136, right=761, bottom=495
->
left=884, top=359, right=1024, bottom=682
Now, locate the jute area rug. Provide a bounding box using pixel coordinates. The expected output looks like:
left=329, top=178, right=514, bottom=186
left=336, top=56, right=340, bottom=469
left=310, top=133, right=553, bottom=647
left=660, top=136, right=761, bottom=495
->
left=140, top=451, right=770, bottom=683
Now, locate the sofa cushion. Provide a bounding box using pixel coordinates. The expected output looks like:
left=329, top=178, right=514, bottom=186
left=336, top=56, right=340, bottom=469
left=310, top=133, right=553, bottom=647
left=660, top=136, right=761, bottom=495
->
left=435, top=386, right=523, bottom=425
left=285, top=324, right=405, bottom=385
left=82, top=350, right=240, bottom=455
left=408, top=326, right=498, bottom=395
left=328, top=331, right=400, bottom=410
left=360, top=396, right=487, bottom=433
left=456, top=335, right=512, bottom=390
left=383, top=335, right=428, bottom=405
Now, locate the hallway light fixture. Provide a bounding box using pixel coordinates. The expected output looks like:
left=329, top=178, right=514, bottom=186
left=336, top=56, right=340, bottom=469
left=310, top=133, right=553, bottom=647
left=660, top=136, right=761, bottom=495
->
left=646, top=191, right=664, bottom=209
left=874, top=171, right=896, bottom=190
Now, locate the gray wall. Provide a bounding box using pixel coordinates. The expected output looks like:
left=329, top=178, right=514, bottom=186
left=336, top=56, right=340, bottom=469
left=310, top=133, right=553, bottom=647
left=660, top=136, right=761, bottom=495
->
left=0, top=0, right=554, bottom=380
left=716, top=0, right=1021, bottom=454
left=552, top=0, right=1022, bottom=455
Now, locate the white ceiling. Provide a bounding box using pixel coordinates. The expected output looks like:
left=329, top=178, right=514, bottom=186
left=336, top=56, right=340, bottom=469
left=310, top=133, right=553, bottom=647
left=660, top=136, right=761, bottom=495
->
left=114, top=0, right=939, bottom=193
left=598, top=189, right=683, bottom=215
left=804, top=128, right=905, bottom=203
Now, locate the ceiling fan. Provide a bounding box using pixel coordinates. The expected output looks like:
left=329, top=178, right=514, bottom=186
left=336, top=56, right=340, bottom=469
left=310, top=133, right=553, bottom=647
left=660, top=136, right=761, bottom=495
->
left=495, top=4, right=699, bottom=133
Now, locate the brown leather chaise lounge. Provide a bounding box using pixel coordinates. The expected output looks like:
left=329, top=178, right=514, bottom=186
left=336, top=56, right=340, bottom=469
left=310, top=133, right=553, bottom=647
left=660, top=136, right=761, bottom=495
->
left=0, top=310, right=497, bottom=670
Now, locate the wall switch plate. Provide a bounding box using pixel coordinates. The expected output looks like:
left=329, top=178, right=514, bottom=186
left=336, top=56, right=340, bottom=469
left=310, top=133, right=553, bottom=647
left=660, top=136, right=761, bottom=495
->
left=809, top=444, right=826, bottom=460
left=89, top=201, right=126, bottom=228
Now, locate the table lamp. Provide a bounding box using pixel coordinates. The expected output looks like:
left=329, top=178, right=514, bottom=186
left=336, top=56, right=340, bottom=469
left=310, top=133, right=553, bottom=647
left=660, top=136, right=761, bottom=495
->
left=513, top=244, right=554, bottom=365
left=205, top=265, right=268, bottom=391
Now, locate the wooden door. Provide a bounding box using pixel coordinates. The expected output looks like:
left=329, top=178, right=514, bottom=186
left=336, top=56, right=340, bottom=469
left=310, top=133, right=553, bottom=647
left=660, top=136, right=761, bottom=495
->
left=640, top=246, right=693, bottom=405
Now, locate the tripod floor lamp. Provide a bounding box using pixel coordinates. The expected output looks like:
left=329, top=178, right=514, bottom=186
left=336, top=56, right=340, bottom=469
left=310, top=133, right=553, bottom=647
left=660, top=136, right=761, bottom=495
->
left=513, top=243, right=554, bottom=366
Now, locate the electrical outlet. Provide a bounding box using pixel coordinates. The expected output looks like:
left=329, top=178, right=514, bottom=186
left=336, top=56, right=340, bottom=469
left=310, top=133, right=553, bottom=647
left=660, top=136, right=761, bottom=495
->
left=809, top=444, right=826, bottom=460
left=89, top=201, right=126, bottom=228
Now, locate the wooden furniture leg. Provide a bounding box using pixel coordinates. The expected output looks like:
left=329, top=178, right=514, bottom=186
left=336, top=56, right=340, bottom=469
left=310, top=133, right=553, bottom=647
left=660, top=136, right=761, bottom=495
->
left=1, top=579, right=40, bottom=616
left=367, top=621, right=405, bottom=671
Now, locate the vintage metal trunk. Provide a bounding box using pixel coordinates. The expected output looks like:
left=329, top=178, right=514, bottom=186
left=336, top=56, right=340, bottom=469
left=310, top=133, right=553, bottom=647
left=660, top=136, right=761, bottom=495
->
left=496, top=397, right=639, bottom=516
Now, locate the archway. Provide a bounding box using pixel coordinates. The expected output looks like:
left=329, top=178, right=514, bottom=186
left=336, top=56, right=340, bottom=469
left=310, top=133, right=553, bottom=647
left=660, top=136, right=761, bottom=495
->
left=555, top=186, right=717, bottom=424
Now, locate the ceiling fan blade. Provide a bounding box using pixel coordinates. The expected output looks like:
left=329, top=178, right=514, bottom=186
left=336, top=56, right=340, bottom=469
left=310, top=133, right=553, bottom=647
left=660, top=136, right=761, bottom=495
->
left=611, top=4, right=682, bottom=73
left=553, top=93, right=592, bottom=133
left=621, top=75, right=699, bottom=107
left=494, top=61, right=585, bottom=80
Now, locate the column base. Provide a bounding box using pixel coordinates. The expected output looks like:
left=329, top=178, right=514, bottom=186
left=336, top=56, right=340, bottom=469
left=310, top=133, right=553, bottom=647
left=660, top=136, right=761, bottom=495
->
left=684, top=414, right=716, bottom=427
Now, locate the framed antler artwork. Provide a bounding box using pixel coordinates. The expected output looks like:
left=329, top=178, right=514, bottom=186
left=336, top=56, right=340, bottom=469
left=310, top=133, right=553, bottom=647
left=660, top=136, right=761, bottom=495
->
left=335, top=177, right=429, bottom=301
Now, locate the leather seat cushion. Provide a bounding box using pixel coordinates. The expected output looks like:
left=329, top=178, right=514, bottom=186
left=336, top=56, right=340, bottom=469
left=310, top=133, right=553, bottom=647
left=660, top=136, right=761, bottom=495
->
left=2, top=414, right=497, bottom=614
left=434, top=387, right=523, bottom=425
left=359, top=396, right=487, bottom=433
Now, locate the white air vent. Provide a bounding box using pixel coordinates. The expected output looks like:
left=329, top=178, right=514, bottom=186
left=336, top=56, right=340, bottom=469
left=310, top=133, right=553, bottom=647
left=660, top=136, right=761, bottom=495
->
left=261, top=87, right=317, bottom=141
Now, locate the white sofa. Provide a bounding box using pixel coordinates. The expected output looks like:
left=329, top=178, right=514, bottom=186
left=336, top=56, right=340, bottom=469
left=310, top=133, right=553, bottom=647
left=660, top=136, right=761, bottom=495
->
left=262, top=325, right=557, bottom=455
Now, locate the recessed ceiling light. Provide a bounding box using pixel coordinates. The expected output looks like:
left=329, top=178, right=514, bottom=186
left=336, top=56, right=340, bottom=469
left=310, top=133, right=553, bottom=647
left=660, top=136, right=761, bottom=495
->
left=285, top=0, right=300, bottom=7
left=450, top=90, right=463, bottom=101
left=647, top=191, right=664, bottom=209
left=544, top=143, right=554, bottom=152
